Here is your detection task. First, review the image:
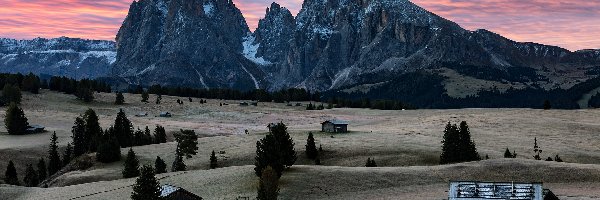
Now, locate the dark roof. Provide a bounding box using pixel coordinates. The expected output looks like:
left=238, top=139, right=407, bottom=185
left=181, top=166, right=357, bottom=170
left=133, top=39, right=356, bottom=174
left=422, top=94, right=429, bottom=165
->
left=160, top=185, right=202, bottom=200
left=322, top=119, right=349, bottom=125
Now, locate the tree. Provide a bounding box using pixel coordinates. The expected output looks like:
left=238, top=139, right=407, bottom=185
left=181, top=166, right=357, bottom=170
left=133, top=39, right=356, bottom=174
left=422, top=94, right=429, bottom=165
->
left=543, top=100, right=551, bottom=110
left=554, top=154, right=563, bottom=162
left=504, top=148, right=513, bottom=158
left=144, top=126, right=152, bottom=145
left=134, top=128, right=144, bottom=146
left=154, top=156, right=167, bottom=174
left=171, top=147, right=186, bottom=172
left=457, top=121, right=480, bottom=162
left=48, top=132, right=62, bottom=176
left=72, top=116, right=87, bottom=157
left=115, top=92, right=125, bottom=105
left=533, top=137, right=542, bottom=160
left=440, top=121, right=480, bottom=164
left=37, top=158, right=47, bottom=181
left=131, top=165, right=161, bottom=200
left=23, top=164, right=39, bottom=187
left=4, top=160, right=19, bottom=185
left=210, top=150, right=218, bottom=169
left=96, top=127, right=121, bottom=163
left=114, top=109, right=134, bottom=147
left=155, top=94, right=161, bottom=104
left=2, top=84, right=22, bottom=104
left=254, top=134, right=284, bottom=177
left=123, top=148, right=140, bottom=178
left=62, top=143, right=73, bottom=167
left=174, top=129, right=198, bottom=158
left=269, top=122, right=297, bottom=168
left=154, top=125, right=167, bottom=144
left=257, top=166, right=279, bottom=200
left=84, top=109, right=102, bottom=152
left=4, top=102, right=29, bottom=135
left=365, top=158, right=377, bottom=167
left=21, top=73, right=40, bottom=94
left=305, top=132, right=318, bottom=159
left=141, top=90, right=149, bottom=103
left=75, top=84, right=94, bottom=102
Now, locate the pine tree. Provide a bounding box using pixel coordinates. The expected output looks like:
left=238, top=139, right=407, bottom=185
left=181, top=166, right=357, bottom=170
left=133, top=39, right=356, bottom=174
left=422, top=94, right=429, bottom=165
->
left=254, top=134, right=284, bottom=177
left=171, top=146, right=186, bottom=172
left=4, top=102, right=29, bottom=135
left=131, top=165, right=161, bottom=200
left=115, top=92, right=125, bottom=105
left=257, top=166, right=279, bottom=200
left=96, top=127, right=121, bottom=163
left=72, top=116, right=87, bottom=157
left=48, top=132, right=62, bottom=176
left=305, top=132, right=318, bottom=159
left=270, top=122, right=297, bottom=168
left=75, top=84, right=94, bottom=102
left=62, top=143, right=73, bottom=167
left=440, top=122, right=459, bottom=164
left=84, top=109, right=102, bottom=152
left=144, top=126, right=152, bottom=145
left=210, top=150, right=218, bottom=169
left=153, top=125, right=167, bottom=144
left=154, top=156, right=167, bottom=174
left=114, top=109, right=134, bottom=147
left=123, top=148, right=140, bottom=178
left=23, top=164, right=39, bottom=187
left=21, top=73, right=41, bottom=94
left=37, top=158, right=47, bottom=181
left=533, top=137, right=542, bottom=160
left=504, top=148, right=513, bottom=158
left=134, top=128, right=144, bottom=146
left=543, top=100, right=552, bottom=110
left=174, top=129, right=198, bottom=158
left=365, top=158, right=377, bottom=167
left=141, top=90, right=149, bottom=103
left=458, top=121, right=480, bottom=162
left=2, top=84, right=22, bottom=104
left=155, top=94, right=161, bottom=104
left=4, top=160, right=19, bottom=185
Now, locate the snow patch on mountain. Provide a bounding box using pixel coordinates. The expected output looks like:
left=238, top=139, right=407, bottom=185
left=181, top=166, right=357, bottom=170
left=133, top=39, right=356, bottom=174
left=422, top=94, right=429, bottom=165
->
left=242, top=35, right=271, bottom=65
left=203, top=3, right=214, bottom=16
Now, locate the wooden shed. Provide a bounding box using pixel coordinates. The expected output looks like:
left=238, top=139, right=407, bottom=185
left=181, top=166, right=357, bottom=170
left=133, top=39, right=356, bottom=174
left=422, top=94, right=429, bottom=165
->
left=321, top=120, right=348, bottom=133
left=160, top=184, right=203, bottom=200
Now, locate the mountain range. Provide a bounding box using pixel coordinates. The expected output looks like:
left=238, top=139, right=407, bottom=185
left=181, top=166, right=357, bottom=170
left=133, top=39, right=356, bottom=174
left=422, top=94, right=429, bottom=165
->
left=2, top=0, right=600, bottom=106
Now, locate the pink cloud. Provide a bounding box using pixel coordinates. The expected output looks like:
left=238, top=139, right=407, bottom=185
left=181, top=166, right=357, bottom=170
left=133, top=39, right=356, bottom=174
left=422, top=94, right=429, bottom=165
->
left=0, top=0, right=598, bottom=51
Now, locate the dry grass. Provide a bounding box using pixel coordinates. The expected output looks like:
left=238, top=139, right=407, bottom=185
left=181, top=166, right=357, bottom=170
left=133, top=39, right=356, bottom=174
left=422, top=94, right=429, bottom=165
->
left=1, top=90, right=600, bottom=199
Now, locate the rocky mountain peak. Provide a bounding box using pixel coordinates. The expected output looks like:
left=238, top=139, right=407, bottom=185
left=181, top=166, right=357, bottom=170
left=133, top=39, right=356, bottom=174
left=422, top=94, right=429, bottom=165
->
left=253, top=2, right=295, bottom=64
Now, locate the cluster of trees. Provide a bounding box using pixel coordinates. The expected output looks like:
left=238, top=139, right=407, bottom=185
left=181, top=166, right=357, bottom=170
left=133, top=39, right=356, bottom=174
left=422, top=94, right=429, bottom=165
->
left=0, top=73, right=40, bottom=105
left=440, top=121, right=481, bottom=164
left=305, top=102, right=326, bottom=110
left=504, top=148, right=517, bottom=158
left=329, top=98, right=414, bottom=110
left=47, top=76, right=111, bottom=102
left=365, top=158, right=377, bottom=167
left=255, top=122, right=297, bottom=199
left=129, top=84, right=320, bottom=103
left=532, top=137, right=564, bottom=162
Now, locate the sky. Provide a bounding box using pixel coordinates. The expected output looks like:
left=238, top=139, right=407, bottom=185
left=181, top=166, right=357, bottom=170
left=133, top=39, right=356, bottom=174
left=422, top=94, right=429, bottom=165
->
left=0, top=0, right=599, bottom=51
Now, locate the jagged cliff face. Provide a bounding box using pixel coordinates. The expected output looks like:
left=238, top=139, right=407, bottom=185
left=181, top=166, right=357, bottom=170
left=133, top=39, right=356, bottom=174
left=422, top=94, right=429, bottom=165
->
left=110, top=0, right=600, bottom=93
left=112, top=0, right=265, bottom=90
left=0, top=37, right=115, bottom=79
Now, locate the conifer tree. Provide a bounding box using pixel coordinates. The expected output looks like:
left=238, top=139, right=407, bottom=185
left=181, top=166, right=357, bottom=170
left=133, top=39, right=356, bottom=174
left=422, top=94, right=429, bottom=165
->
left=62, top=143, right=73, bottom=167
left=554, top=154, right=563, bottom=162
left=504, top=148, right=513, bottom=158
left=305, top=132, right=318, bottom=159
left=5, top=102, right=29, bottom=135
left=154, top=156, right=167, bottom=174
left=4, top=160, right=19, bottom=185
left=75, top=84, right=94, bottom=102
left=115, top=92, right=125, bottom=105
left=72, top=116, right=87, bottom=157
left=440, top=122, right=459, bottom=164
left=123, top=148, right=140, bottom=178
left=23, top=164, right=39, bottom=187
left=134, top=128, right=144, bottom=146
left=533, top=137, right=542, bottom=160
left=543, top=100, right=551, bottom=110
left=270, top=122, right=297, bottom=168
left=2, top=84, right=22, bottom=104
left=153, top=125, right=167, bottom=144
left=84, top=109, right=102, bottom=152
left=210, top=150, right=218, bottom=169
left=365, top=158, right=377, bottom=167
left=144, top=126, right=152, bottom=145
left=458, top=121, right=480, bottom=162
left=257, top=166, right=279, bottom=200
left=141, top=90, right=149, bottom=103
left=174, top=129, right=198, bottom=158
left=255, top=134, right=284, bottom=177
left=171, top=146, right=186, bottom=172
left=48, top=132, right=62, bottom=176
left=114, top=109, right=134, bottom=147
left=96, top=127, right=121, bottom=163
left=131, top=165, right=161, bottom=200
left=21, top=73, right=41, bottom=94
left=155, top=94, right=161, bottom=104
left=37, top=158, right=47, bottom=181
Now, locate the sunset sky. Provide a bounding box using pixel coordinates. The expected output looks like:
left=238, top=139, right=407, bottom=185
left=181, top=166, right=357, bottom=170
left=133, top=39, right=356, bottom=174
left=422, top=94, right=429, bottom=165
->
left=0, top=0, right=599, bottom=51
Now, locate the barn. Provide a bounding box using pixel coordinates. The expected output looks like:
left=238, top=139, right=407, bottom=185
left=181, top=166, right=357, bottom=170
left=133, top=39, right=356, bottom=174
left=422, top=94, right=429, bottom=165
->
left=448, top=181, right=559, bottom=200
left=321, top=120, right=349, bottom=133
left=160, top=184, right=203, bottom=200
